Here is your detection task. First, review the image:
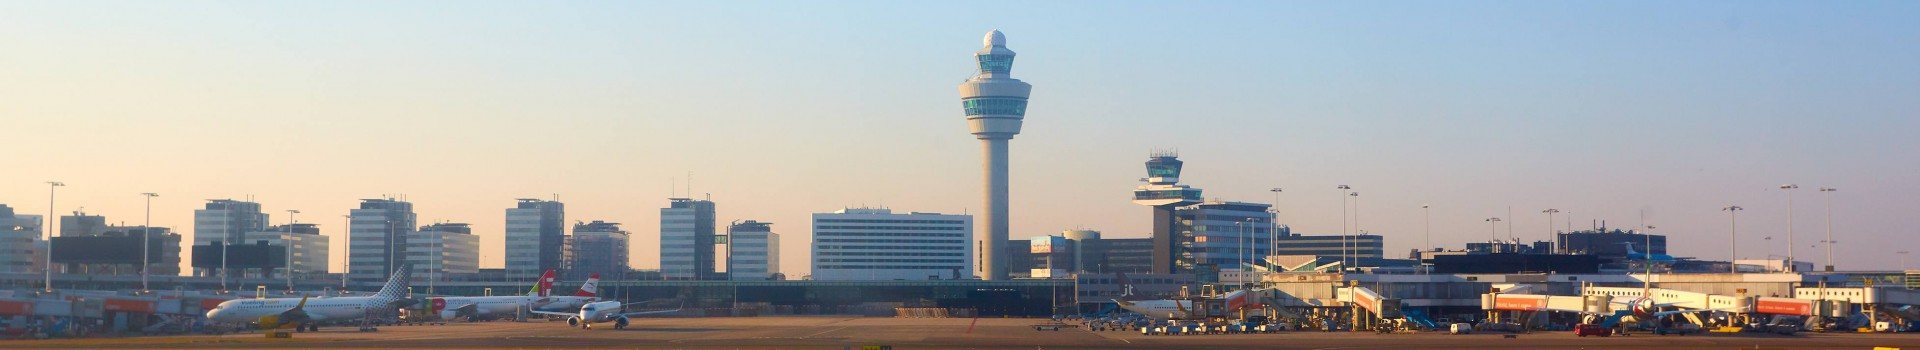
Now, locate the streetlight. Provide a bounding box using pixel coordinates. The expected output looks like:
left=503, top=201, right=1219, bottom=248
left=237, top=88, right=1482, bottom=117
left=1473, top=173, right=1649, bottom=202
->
left=1421, top=205, right=1432, bottom=251
left=1236, top=221, right=1247, bottom=285
left=1269, top=187, right=1282, bottom=272
left=1780, top=184, right=1799, bottom=271
left=1819, top=187, right=1837, bottom=271
left=44, top=181, right=63, bottom=293
left=1724, top=205, right=1744, bottom=273
left=1542, top=209, right=1560, bottom=254
left=1337, top=185, right=1351, bottom=271
left=286, top=209, right=300, bottom=293
left=1484, top=217, right=1502, bottom=245
left=1899, top=251, right=1911, bottom=271
left=1350, top=192, right=1361, bottom=269
left=140, top=192, right=159, bottom=293
left=341, top=215, right=351, bottom=289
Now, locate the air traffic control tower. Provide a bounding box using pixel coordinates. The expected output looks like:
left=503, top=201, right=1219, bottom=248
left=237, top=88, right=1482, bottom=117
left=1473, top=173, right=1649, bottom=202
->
left=1132, top=153, right=1203, bottom=274
left=959, top=30, right=1031, bottom=280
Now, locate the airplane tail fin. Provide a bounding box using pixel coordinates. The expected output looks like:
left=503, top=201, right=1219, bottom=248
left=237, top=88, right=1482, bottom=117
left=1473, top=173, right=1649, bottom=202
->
left=575, top=273, right=600, bottom=297
left=374, top=264, right=413, bottom=300
left=528, top=269, right=556, bottom=297
left=1115, top=272, right=1135, bottom=300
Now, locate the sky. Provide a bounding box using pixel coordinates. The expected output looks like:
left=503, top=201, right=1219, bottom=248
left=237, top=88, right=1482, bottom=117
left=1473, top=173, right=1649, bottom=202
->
left=2, top=1, right=1917, bottom=276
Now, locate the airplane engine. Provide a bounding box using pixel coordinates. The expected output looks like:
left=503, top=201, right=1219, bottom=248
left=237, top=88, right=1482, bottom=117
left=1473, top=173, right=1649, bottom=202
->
left=614, top=316, right=629, bottom=330
left=257, top=315, right=283, bottom=330
left=567, top=316, right=583, bottom=328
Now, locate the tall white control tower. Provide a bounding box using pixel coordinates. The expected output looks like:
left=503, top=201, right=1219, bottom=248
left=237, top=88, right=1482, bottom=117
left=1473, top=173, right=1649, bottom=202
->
left=958, top=30, right=1031, bottom=280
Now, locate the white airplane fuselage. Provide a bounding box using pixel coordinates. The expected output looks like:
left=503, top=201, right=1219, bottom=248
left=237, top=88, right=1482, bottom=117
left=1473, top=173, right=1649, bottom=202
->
left=207, top=296, right=374, bottom=324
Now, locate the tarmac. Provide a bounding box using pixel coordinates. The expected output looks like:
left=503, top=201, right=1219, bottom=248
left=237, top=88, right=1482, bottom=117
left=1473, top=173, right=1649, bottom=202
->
left=0, top=316, right=1916, bottom=349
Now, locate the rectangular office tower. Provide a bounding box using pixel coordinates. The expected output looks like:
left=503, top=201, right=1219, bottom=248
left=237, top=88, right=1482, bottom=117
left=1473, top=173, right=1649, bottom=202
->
left=0, top=205, right=41, bottom=274
left=660, top=198, right=717, bottom=280
left=569, top=220, right=629, bottom=279
left=240, top=224, right=330, bottom=275
left=192, top=199, right=268, bottom=276
left=1176, top=201, right=1274, bottom=272
left=726, top=220, right=778, bottom=280
left=349, top=198, right=416, bottom=282
left=408, top=223, right=479, bottom=278
left=811, top=208, right=972, bottom=281
left=505, top=199, right=567, bottom=280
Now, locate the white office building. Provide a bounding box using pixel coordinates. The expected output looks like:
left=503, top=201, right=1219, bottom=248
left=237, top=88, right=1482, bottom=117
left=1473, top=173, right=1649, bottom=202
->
left=193, top=199, right=268, bottom=276
left=349, top=198, right=416, bottom=281
left=505, top=199, right=567, bottom=280
left=240, top=224, right=330, bottom=275
left=660, top=198, right=718, bottom=280
left=407, top=223, right=479, bottom=279
left=811, top=208, right=972, bottom=281
left=0, top=205, right=41, bottom=274
left=726, top=220, right=779, bottom=280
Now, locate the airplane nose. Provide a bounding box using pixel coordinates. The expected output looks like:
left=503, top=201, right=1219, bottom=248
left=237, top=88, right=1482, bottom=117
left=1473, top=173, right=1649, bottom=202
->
left=205, top=308, right=221, bottom=320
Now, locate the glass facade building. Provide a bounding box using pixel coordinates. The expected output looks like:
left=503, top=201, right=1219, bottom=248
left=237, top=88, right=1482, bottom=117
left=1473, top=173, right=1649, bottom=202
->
left=660, top=198, right=718, bottom=280
left=505, top=199, right=567, bottom=280
left=811, top=208, right=972, bottom=281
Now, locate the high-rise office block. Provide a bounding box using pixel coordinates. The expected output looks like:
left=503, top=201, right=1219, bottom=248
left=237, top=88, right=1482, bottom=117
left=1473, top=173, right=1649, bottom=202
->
left=0, top=205, right=42, bottom=274
left=811, top=208, right=972, bottom=281
left=660, top=198, right=717, bottom=280
left=1130, top=153, right=1203, bottom=274
left=727, top=220, right=778, bottom=281
left=1176, top=201, right=1273, bottom=271
left=959, top=30, right=1032, bottom=280
left=569, top=220, right=629, bottom=279
left=408, top=223, right=479, bottom=278
left=59, top=211, right=108, bottom=237
left=505, top=199, right=567, bottom=280
left=240, top=223, right=330, bottom=275
left=349, top=198, right=416, bottom=282
left=193, top=199, right=268, bottom=276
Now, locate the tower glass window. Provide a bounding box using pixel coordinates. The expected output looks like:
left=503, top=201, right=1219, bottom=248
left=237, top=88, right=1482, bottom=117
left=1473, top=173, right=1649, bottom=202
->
left=976, top=54, right=1013, bottom=74
left=961, top=97, right=1028, bottom=116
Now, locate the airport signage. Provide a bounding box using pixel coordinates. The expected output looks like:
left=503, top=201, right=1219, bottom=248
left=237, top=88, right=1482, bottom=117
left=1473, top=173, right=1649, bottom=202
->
left=1491, top=294, right=1548, bottom=311
left=1753, top=297, right=1813, bottom=316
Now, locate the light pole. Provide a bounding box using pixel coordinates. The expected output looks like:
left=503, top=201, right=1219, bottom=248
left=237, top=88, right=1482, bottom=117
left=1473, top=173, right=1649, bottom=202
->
left=1236, top=221, right=1247, bottom=285
left=1900, top=251, right=1911, bottom=271
left=1421, top=205, right=1431, bottom=251
left=44, top=181, right=63, bottom=293
left=286, top=209, right=299, bottom=293
left=1350, top=191, right=1361, bottom=268
left=341, top=215, right=350, bottom=290
left=1819, top=187, right=1837, bottom=271
left=1542, top=209, right=1560, bottom=254
left=1337, top=185, right=1350, bottom=271
left=140, top=192, right=158, bottom=292
left=1269, top=187, right=1282, bottom=272
left=1484, top=217, right=1501, bottom=245
left=1724, top=205, right=1744, bottom=273
left=1780, top=184, right=1799, bottom=271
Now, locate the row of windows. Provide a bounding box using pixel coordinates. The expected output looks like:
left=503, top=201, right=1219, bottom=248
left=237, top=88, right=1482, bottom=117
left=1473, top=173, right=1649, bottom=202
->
left=961, top=97, right=1027, bottom=116
left=816, top=231, right=964, bottom=238
left=817, top=265, right=965, bottom=270
left=815, top=225, right=965, bottom=231
left=816, top=219, right=966, bottom=225
left=817, top=239, right=965, bottom=244
left=817, top=252, right=963, bottom=257
left=816, top=245, right=959, bottom=250
left=816, top=258, right=965, bottom=263
left=976, top=53, right=1013, bottom=73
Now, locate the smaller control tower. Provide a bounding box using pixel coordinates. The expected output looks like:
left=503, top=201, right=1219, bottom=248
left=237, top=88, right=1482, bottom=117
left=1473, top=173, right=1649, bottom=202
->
left=1131, top=152, right=1203, bottom=274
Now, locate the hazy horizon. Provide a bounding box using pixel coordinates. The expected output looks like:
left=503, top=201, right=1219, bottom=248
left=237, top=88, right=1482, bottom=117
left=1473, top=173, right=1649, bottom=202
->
left=4, top=1, right=1917, bottom=276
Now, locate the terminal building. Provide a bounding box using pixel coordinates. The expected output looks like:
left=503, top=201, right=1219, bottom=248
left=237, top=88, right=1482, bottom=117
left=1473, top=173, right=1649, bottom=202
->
left=810, top=208, right=972, bottom=281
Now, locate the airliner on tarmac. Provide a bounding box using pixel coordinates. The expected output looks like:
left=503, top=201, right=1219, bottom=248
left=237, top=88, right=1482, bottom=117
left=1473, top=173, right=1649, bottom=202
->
left=205, top=265, right=412, bottom=331
left=434, top=271, right=602, bottom=321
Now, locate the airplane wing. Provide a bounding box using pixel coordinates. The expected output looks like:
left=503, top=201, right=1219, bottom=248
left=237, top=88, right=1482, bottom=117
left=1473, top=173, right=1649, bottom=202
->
left=615, top=308, right=680, bottom=318
left=530, top=310, right=577, bottom=317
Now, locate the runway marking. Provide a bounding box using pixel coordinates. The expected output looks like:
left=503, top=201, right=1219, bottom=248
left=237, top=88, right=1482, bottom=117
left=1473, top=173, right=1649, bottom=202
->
left=800, top=326, right=847, bottom=339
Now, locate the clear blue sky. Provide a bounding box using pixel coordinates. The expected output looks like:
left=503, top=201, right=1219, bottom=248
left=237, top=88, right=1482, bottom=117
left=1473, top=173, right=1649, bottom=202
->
left=3, top=1, right=1917, bottom=274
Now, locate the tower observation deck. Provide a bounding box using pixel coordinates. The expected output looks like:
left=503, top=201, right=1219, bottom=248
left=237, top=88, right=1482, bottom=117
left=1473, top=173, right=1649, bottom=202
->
left=1132, top=152, right=1203, bottom=274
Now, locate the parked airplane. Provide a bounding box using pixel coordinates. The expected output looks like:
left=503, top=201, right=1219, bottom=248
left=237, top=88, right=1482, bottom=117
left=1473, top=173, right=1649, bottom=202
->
left=533, top=299, right=680, bottom=330
left=205, top=265, right=412, bottom=332
left=434, top=271, right=601, bottom=321
left=1108, top=272, right=1260, bottom=320
left=1619, top=242, right=1675, bottom=262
